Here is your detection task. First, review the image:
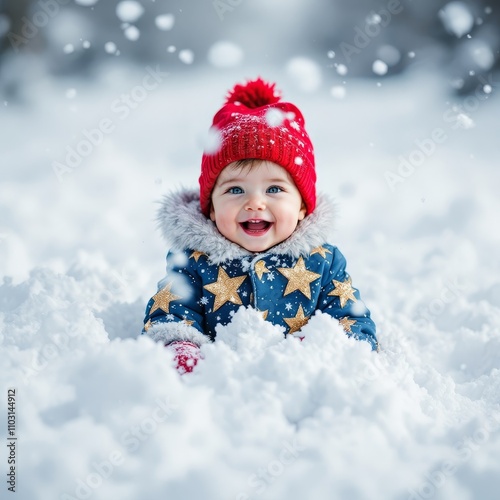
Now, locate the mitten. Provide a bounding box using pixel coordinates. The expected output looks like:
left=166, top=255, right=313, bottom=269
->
left=166, top=341, right=202, bottom=374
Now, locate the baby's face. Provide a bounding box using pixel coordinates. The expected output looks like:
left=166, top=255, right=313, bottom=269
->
left=210, top=161, right=306, bottom=253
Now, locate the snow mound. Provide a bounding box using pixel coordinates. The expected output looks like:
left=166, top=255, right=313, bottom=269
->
left=2, top=260, right=500, bottom=500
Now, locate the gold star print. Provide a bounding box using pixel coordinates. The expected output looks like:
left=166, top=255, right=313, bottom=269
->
left=190, top=251, right=207, bottom=262
left=259, top=310, right=269, bottom=320
left=144, top=319, right=152, bottom=331
left=284, top=304, right=310, bottom=335
left=183, top=319, right=195, bottom=326
left=150, top=283, right=182, bottom=314
left=310, top=246, right=332, bottom=258
left=203, top=267, right=246, bottom=312
left=328, top=276, right=357, bottom=308
left=278, top=256, right=321, bottom=299
left=339, top=316, right=357, bottom=333
left=254, top=260, right=270, bottom=280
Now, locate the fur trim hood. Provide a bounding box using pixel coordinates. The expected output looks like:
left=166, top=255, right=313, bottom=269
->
left=156, top=188, right=336, bottom=264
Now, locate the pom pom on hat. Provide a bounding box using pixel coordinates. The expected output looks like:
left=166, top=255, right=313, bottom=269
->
left=225, top=78, right=281, bottom=108
left=199, top=77, right=316, bottom=217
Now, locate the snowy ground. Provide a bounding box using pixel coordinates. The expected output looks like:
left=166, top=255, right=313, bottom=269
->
left=1, top=58, right=500, bottom=500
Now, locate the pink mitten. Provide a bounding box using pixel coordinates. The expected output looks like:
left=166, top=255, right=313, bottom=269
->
left=166, top=341, right=201, bottom=374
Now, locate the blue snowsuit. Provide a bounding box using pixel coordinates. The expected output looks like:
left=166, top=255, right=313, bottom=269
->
left=143, top=190, right=378, bottom=351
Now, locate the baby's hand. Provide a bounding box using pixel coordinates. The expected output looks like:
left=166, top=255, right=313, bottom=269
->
left=165, top=341, right=202, bottom=375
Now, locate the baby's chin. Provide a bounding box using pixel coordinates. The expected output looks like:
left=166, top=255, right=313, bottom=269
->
left=236, top=237, right=286, bottom=253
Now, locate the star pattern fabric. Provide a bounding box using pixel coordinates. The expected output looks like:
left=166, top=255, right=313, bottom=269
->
left=190, top=250, right=207, bottom=262
left=310, top=246, right=332, bottom=258
left=149, top=283, right=181, bottom=315
left=339, top=316, right=357, bottom=333
left=143, top=245, right=378, bottom=351
left=255, top=260, right=270, bottom=280
left=204, top=267, right=247, bottom=312
left=284, top=304, right=310, bottom=334
left=328, top=276, right=357, bottom=308
left=278, top=256, right=321, bottom=300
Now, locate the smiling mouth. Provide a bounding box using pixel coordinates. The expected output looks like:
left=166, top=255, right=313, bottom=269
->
left=240, top=219, right=272, bottom=235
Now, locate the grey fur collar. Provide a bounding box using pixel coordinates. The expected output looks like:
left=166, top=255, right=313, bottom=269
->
left=156, top=188, right=336, bottom=264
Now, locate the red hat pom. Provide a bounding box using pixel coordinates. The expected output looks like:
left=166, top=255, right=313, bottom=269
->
left=225, top=78, right=281, bottom=108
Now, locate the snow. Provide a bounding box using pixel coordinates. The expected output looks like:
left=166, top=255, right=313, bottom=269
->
left=63, top=43, right=75, bottom=55
left=75, top=0, right=100, bottom=6
left=208, top=41, right=244, bottom=69
left=372, top=59, right=388, bottom=76
left=439, top=1, right=474, bottom=38
left=154, top=14, right=175, bottom=31
left=1, top=62, right=500, bottom=500
left=178, top=49, right=194, bottom=65
left=335, top=63, right=348, bottom=76
left=265, top=108, right=285, bottom=127
left=377, top=45, right=401, bottom=67
left=200, top=127, right=222, bottom=155
left=115, top=1, right=144, bottom=24
left=286, top=57, right=322, bottom=92
left=123, top=25, right=140, bottom=42
left=330, top=85, right=346, bottom=99
left=104, top=41, right=118, bottom=54
left=468, top=40, right=495, bottom=70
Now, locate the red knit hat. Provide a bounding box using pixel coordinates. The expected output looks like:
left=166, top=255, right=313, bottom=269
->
left=199, top=78, right=316, bottom=217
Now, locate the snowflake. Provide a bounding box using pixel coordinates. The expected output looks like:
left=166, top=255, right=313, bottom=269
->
left=267, top=272, right=275, bottom=281
left=285, top=303, right=293, bottom=311
left=242, top=291, right=248, bottom=297
left=166, top=314, right=174, bottom=321
left=290, top=121, right=300, bottom=131
left=200, top=297, right=209, bottom=305
left=241, top=260, right=251, bottom=272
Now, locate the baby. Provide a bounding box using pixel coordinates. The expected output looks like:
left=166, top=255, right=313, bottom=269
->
left=142, top=78, right=378, bottom=373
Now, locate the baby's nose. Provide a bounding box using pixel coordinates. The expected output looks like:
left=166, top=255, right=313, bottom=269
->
left=245, top=193, right=266, bottom=211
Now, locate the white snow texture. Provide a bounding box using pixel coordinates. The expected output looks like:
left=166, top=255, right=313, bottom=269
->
left=1, top=63, right=500, bottom=500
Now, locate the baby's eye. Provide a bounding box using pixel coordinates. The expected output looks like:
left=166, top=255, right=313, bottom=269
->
left=267, top=186, right=283, bottom=194
left=227, top=186, right=244, bottom=194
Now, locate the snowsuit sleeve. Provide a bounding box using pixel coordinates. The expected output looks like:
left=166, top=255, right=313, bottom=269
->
left=318, top=247, right=378, bottom=351
left=142, top=250, right=212, bottom=347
